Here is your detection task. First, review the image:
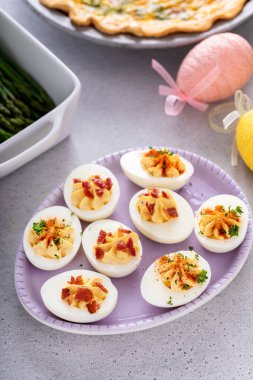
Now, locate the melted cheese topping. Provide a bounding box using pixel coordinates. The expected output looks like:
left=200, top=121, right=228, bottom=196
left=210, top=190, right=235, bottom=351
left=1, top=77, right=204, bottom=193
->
left=199, top=205, right=241, bottom=240
left=29, top=218, right=74, bottom=259
left=137, top=188, right=178, bottom=223
left=74, top=0, right=232, bottom=22
left=141, top=148, right=185, bottom=177
left=61, top=275, right=108, bottom=313
left=93, top=228, right=140, bottom=264
left=71, top=175, right=112, bottom=211
left=156, top=253, right=206, bottom=291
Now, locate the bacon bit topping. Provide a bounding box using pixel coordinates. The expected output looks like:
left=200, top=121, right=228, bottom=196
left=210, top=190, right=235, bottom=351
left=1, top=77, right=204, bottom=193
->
left=116, top=240, right=126, bottom=250
left=87, top=301, right=100, bottom=314
left=61, top=288, right=70, bottom=300
left=105, top=178, right=112, bottom=190
left=82, top=181, right=94, bottom=199
left=94, top=227, right=139, bottom=264
left=95, top=188, right=105, bottom=197
left=97, top=230, right=107, bottom=244
left=151, top=188, right=159, bottom=198
left=162, top=191, right=169, bottom=199
left=95, top=282, right=108, bottom=293
left=73, top=178, right=81, bottom=183
left=68, top=275, right=84, bottom=285
left=166, top=207, right=178, bottom=218
left=146, top=202, right=155, bottom=215
left=95, top=247, right=105, bottom=259
left=92, top=177, right=105, bottom=189
left=75, top=287, right=94, bottom=302
left=126, top=237, right=136, bottom=256
left=118, top=228, right=132, bottom=234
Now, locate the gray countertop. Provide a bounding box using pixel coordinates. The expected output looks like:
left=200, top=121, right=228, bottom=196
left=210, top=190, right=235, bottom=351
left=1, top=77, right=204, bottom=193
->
left=1, top=1, right=253, bottom=379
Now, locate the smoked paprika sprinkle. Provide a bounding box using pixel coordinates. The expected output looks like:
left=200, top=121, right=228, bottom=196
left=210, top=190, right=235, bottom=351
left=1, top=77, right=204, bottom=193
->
left=141, top=148, right=185, bottom=178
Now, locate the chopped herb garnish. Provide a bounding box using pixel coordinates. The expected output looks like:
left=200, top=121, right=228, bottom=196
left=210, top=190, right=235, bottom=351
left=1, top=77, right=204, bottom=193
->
left=167, top=297, right=173, bottom=305
left=229, top=225, right=239, bottom=237
left=80, top=231, right=83, bottom=236
left=197, top=270, right=208, bottom=283
left=54, top=254, right=60, bottom=259
left=71, top=211, right=75, bottom=216
left=169, top=151, right=174, bottom=156
left=53, top=237, right=61, bottom=246
left=199, top=231, right=203, bottom=235
left=195, top=254, right=199, bottom=260
left=235, top=206, right=243, bottom=215
left=32, top=220, right=46, bottom=236
left=182, top=283, right=190, bottom=290
left=189, top=246, right=194, bottom=251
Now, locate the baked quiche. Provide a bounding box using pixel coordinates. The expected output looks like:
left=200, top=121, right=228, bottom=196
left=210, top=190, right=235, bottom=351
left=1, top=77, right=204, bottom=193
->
left=40, top=0, right=248, bottom=37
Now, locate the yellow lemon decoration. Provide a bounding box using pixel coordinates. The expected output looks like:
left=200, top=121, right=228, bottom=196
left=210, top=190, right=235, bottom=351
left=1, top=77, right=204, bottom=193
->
left=236, top=110, right=253, bottom=171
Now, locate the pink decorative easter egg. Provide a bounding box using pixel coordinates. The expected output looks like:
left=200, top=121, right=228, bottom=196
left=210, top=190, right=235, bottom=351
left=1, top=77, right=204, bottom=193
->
left=177, top=33, right=253, bottom=103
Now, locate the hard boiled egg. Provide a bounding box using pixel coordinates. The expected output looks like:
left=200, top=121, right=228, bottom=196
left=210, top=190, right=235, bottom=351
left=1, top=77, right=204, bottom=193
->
left=82, top=219, right=142, bottom=278
left=194, top=194, right=249, bottom=253
left=129, top=188, right=194, bottom=243
left=63, top=164, right=120, bottom=222
left=120, top=148, right=194, bottom=190
left=23, top=206, right=82, bottom=270
left=141, top=251, right=211, bottom=308
left=41, top=270, right=118, bottom=323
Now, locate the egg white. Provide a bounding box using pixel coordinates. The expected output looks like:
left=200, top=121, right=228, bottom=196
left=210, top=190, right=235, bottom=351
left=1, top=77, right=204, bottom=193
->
left=40, top=269, right=118, bottom=323
left=23, top=206, right=82, bottom=271
left=129, top=188, right=194, bottom=244
left=82, top=219, right=142, bottom=278
left=63, top=163, right=120, bottom=222
left=120, top=149, right=194, bottom=190
left=194, top=194, right=249, bottom=253
left=141, top=251, right=211, bottom=308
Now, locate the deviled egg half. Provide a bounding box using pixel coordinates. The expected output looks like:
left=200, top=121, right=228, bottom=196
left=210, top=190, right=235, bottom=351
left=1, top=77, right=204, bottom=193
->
left=64, top=164, right=120, bottom=222
left=141, top=251, right=211, bottom=308
left=41, top=270, right=118, bottom=323
left=120, top=148, right=194, bottom=190
left=194, top=194, right=249, bottom=253
left=129, top=187, right=194, bottom=243
left=82, top=219, right=142, bottom=278
left=23, top=206, right=82, bottom=270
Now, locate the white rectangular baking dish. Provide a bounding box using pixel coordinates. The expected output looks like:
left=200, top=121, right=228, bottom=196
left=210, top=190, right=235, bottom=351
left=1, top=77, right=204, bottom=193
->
left=0, top=9, right=81, bottom=178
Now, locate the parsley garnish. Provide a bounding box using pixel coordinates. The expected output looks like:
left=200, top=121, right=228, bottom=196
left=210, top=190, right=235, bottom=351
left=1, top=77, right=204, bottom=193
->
left=182, top=284, right=190, bottom=290
left=32, top=220, right=46, bottom=236
left=228, top=205, right=243, bottom=217
left=71, top=211, right=75, bottom=216
left=167, top=297, right=173, bottom=305
left=197, top=270, right=208, bottom=283
left=195, top=254, right=199, bottom=260
left=169, top=151, right=174, bottom=156
left=229, top=225, right=239, bottom=237
left=53, top=237, right=61, bottom=246
left=189, top=246, right=194, bottom=251
left=54, top=254, right=60, bottom=259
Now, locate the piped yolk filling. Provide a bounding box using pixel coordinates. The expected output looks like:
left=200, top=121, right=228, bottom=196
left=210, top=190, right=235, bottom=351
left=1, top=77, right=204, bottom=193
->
left=61, top=275, right=108, bottom=314
left=199, top=205, right=241, bottom=240
left=71, top=175, right=113, bottom=211
left=29, top=218, right=74, bottom=260
left=137, top=188, right=178, bottom=223
left=141, top=148, right=185, bottom=178
left=156, top=253, right=208, bottom=292
left=93, top=228, right=140, bottom=264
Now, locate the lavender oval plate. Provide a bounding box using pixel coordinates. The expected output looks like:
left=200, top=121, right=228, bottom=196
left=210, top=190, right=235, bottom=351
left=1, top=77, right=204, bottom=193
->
left=15, top=148, right=252, bottom=335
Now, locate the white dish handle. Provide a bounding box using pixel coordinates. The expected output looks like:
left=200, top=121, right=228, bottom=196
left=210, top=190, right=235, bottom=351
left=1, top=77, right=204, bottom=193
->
left=0, top=111, right=64, bottom=179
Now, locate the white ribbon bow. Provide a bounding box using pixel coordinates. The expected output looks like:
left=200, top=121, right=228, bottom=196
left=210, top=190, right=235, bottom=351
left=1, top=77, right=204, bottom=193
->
left=208, top=90, right=253, bottom=166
